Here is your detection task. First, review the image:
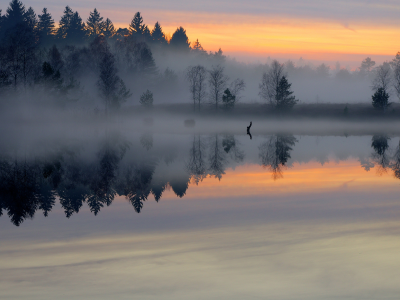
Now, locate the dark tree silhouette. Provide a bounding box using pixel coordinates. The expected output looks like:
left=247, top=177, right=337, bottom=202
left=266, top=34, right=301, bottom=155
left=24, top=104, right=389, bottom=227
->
left=151, top=21, right=166, bottom=44
left=191, top=39, right=206, bottom=55
left=5, top=21, right=37, bottom=89
left=371, top=135, right=391, bottom=174
left=103, top=18, right=115, bottom=39
left=86, top=8, right=104, bottom=39
left=259, top=135, right=297, bottom=180
left=37, top=8, right=55, bottom=46
left=186, top=65, right=207, bottom=111
left=57, top=7, right=86, bottom=45
left=208, top=134, right=225, bottom=180
left=97, top=50, right=131, bottom=114
left=275, top=76, right=298, bottom=110
left=208, top=65, right=228, bottom=110
left=129, top=12, right=144, bottom=37
left=391, top=141, right=400, bottom=180
left=222, top=88, right=236, bottom=109
left=187, top=135, right=207, bottom=184
left=372, top=87, right=390, bottom=111
left=222, top=135, right=244, bottom=162
left=1, top=0, right=26, bottom=39
left=170, top=26, right=190, bottom=51
left=169, top=175, right=190, bottom=198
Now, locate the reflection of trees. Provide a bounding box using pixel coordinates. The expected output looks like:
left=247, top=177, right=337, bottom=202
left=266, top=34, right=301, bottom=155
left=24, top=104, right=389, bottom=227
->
left=259, top=135, right=297, bottom=180
left=208, top=135, right=225, bottom=180
left=390, top=141, right=400, bottom=179
left=371, top=135, right=391, bottom=175
left=187, top=135, right=207, bottom=184
left=119, top=162, right=156, bottom=213
left=222, top=134, right=244, bottom=163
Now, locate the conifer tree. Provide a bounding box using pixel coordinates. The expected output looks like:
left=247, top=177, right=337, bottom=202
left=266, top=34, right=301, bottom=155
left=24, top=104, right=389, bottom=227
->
left=151, top=22, right=166, bottom=44
left=275, top=76, right=297, bottom=110
left=37, top=8, right=55, bottom=46
left=129, top=12, right=144, bottom=36
left=4, top=0, right=26, bottom=28
left=86, top=8, right=104, bottom=38
left=372, top=87, right=390, bottom=111
left=24, top=7, right=37, bottom=31
left=57, top=7, right=86, bottom=44
left=56, top=6, right=73, bottom=39
left=192, top=39, right=206, bottom=54
left=103, top=18, right=115, bottom=39
left=170, top=27, right=190, bottom=51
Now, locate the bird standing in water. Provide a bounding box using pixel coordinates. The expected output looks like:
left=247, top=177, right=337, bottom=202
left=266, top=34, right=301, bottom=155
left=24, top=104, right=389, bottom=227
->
left=247, top=121, right=252, bottom=139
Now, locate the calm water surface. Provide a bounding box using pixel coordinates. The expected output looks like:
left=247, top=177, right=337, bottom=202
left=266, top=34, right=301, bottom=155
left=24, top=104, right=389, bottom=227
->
left=1, top=127, right=400, bottom=299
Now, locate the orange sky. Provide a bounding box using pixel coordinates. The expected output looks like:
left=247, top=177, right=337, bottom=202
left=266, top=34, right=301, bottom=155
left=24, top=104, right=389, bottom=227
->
left=159, top=160, right=400, bottom=200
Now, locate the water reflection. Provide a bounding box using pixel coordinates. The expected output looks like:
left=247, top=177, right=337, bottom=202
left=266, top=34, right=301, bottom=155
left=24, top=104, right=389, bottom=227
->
left=1, top=132, right=400, bottom=226
left=259, top=134, right=297, bottom=180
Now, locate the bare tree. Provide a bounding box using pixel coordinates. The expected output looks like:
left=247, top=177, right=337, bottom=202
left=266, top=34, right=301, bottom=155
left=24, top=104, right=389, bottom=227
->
left=229, top=78, right=245, bottom=100
left=372, top=62, right=392, bottom=92
left=258, top=135, right=297, bottom=180
left=208, top=65, right=228, bottom=110
left=259, top=60, right=285, bottom=106
left=187, top=135, right=207, bottom=185
left=392, top=52, right=400, bottom=100
left=186, top=65, right=206, bottom=111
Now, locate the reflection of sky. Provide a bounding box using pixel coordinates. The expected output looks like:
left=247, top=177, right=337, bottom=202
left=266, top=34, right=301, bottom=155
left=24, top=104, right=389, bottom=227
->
left=1, top=156, right=400, bottom=299
left=13, top=0, right=400, bottom=64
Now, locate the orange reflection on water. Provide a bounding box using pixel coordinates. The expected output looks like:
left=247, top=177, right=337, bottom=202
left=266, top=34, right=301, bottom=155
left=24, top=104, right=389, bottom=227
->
left=161, top=160, right=399, bottom=200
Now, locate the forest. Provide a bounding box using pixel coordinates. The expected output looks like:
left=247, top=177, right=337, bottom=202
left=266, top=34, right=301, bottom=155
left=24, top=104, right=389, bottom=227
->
left=1, top=0, right=400, bottom=117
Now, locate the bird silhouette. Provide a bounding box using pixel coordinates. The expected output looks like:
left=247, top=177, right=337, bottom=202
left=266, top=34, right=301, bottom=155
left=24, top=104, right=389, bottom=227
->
left=247, top=121, right=252, bottom=139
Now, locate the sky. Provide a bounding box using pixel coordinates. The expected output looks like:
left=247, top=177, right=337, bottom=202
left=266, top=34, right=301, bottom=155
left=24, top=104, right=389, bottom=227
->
left=5, top=0, right=400, bottom=68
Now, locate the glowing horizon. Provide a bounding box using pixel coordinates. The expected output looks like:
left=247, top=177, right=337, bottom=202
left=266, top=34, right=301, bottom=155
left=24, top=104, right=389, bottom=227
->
left=7, top=0, right=400, bottom=66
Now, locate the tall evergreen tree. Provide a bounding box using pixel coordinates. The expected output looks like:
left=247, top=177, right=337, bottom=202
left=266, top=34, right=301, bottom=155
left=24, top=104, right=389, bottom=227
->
left=56, top=6, right=73, bottom=39
left=37, top=8, right=55, bottom=46
left=275, top=76, right=298, bottom=110
left=1, top=0, right=25, bottom=40
left=86, top=8, right=104, bottom=38
left=151, top=22, right=166, bottom=44
left=24, top=7, right=37, bottom=31
left=103, top=18, right=115, bottom=39
left=57, top=6, right=86, bottom=44
left=129, top=12, right=144, bottom=36
left=170, top=26, right=190, bottom=51
left=4, top=0, right=26, bottom=28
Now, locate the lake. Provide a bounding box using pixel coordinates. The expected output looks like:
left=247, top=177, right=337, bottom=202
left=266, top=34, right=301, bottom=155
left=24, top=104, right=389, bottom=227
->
left=1, top=120, right=399, bottom=299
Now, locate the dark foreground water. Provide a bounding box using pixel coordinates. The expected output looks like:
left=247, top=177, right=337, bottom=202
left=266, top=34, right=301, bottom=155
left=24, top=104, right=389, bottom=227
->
left=1, top=125, right=400, bottom=299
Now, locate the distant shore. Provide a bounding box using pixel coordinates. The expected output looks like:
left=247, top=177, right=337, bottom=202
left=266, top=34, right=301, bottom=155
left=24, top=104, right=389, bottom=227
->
left=123, top=102, right=400, bottom=121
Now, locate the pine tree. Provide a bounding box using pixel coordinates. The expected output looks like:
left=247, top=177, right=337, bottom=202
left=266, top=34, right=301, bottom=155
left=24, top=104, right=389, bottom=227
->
left=37, top=8, right=55, bottom=46
left=86, top=8, right=104, bottom=38
left=103, top=18, right=115, bottom=39
left=372, top=87, right=390, bottom=111
left=151, top=22, right=166, bottom=44
left=97, top=51, right=131, bottom=114
left=275, top=76, right=297, bottom=110
left=67, top=11, right=86, bottom=44
left=56, top=6, right=73, bottom=39
left=142, top=24, right=151, bottom=41
left=170, top=27, right=190, bottom=51
left=57, top=7, right=86, bottom=44
left=24, top=7, right=37, bottom=31
left=129, top=12, right=144, bottom=36
left=192, top=39, right=206, bottom=54
left=5, top=0, right=26, bottom=28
